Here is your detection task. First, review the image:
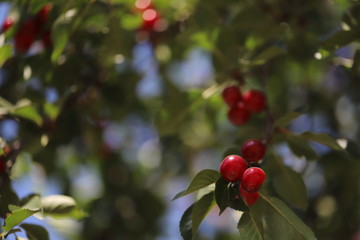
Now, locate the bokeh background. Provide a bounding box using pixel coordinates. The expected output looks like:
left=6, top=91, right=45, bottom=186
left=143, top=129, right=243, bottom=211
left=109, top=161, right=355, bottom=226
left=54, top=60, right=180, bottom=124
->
left=1, top=0, right=360, bottom=239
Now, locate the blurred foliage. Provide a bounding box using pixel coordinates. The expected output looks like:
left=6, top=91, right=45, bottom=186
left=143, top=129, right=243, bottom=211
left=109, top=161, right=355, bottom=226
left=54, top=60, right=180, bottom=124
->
left=0, top=0, right=359, bottom=239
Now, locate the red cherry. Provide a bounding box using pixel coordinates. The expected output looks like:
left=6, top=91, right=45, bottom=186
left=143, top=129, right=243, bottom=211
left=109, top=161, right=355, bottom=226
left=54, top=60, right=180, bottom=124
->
left=243, top=90, right=266, bottom=113
left=219, top=155, right=247, bottom=182
left=241, top=139, right=266, bottom=162
left=140, top=8, right=159, bottom=31
left=36, top=3, right=52, bottom=25
left=222, top=86, right=242, bottom=107
left=239, top=185, right=259, bottom=206
left=241, top=167, right=266, bottom=193
left=15, top=19, right=40, bottom=52
left=2, top=17, right=14, bottom=33
left=227, top=102, right=251, bottom=126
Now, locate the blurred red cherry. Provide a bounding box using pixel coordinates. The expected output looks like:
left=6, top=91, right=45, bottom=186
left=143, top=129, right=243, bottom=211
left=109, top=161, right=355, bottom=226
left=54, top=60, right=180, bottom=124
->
left=36, top=3, right=53, bottom=25
left=15, top=18, right=40, bottom=52
left=1, top=16, right=14, bottom=33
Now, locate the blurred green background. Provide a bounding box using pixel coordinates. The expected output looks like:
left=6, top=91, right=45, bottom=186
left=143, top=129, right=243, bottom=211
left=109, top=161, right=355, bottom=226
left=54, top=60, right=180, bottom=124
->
left=1, top=0, right=360, bottom=239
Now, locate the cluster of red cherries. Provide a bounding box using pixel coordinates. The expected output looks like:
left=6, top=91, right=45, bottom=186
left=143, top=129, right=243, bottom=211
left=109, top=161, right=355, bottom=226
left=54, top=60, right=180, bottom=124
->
left=1, top=3, right=52, bottom=52
left=219, top=139, right=266, bottom=206
left=222, top=85, right=266, bottom=126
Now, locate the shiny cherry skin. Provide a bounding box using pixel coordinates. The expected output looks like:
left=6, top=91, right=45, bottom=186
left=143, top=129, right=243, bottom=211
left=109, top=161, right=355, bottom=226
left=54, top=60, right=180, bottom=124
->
left=220, top=155, right=247, bottom=182
left=222, top=85, right=242, bottom=107
left=241, top=139, right=266, bottom=162
left=243, top=90, right=266, bottom=113
left=227, top=102, right=251, bottom=126
left=241, top=167, right=266, bottom=193
left=239, top=184, right=259, bottom=206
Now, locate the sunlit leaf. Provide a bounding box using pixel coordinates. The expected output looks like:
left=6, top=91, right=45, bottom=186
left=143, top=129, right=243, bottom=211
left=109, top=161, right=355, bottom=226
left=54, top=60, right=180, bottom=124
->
left=172, top=169, right=220, bottom=200
left=3, top=208, right=40, bottom=232
left=0, top=44, right=12, bottom=66
left=41, top=195, right=76, bottom=215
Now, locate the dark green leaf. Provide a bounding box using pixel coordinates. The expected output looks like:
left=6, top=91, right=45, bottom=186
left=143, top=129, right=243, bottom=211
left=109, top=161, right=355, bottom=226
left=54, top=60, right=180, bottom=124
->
left=298, top=131, right=343, bottom=151
left=251, top=47, right=286, bottom=65
left=215, top=177, right=229, bottom=215
left=172, top=170, right=220, bottom=200
left=21, top=224, right=50, bottom=240
left=270, top=154, right=308, bottom=210
left=273, top=112, right=304, bottom=128
left=192, top=191, right=215, bottom=236
left=3, top=208, right=40, bottom=232
left=260, top=194, right=316, bottom=240
left=179, top=204, right=193, bottom=240
left=285, top=134, right=318, bottom=160
left=228, top=183, right=248, bottom=212
left=238, top=211, right=264, bottom=240
left=322, top=30, right=360, bottom=51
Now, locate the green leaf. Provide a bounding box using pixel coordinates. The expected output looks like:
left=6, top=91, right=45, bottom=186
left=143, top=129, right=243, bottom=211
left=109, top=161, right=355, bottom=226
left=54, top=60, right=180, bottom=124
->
left=0, top=228, right=22, bottom=238
left=322, top=30, right=360, bottom=51
left=215, top=177, right=229, bottom=215
left=21, top=223, right=50, bottom=240
left=273, top=112, right=304, bottom=128
left=228, top=184, right=248, bottom=212
left=285, top=134, right=318, bottom=160
left=41, top=195, right=87, bottom=219
left=191, top=29, right=219, bottom=51
left=192, top=191, right=215, bottom=236
left=179, top=204, right=193, bottom=240
left=251, top=46, right=286, bottom=65
left=3, top=208, right=40, bottom=232
left=172, top=170, right=220, bottom=200
left=51, top=26, right=69, bottom=63
left=41, top=195, right=76, bottom=215
left=43, top=103, right=60, bottom=120
left=270, top=154, right=308, bottom=210
left=51, top=9, right=77, bottom=63
left=19, top=194, right=42, bottom=210
left=297, top=131, right=343, bottom=151
left=120, top=14, right=142, bottom=30
left=260, top=195, right=316, bottom=240
left=0, top=44, right=12, bottom=66
left=238, top=211, right=264, bottom=240
left=13, top=105, right=42, bottom=126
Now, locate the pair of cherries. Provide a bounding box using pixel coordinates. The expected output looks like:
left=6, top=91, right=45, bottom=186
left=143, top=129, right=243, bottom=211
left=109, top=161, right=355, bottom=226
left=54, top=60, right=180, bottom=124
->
left=219, top=139, right=266, bottom=206
left=222, top=85, right=266, bottom=126
left=2, top=3, right=52, bottom=52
